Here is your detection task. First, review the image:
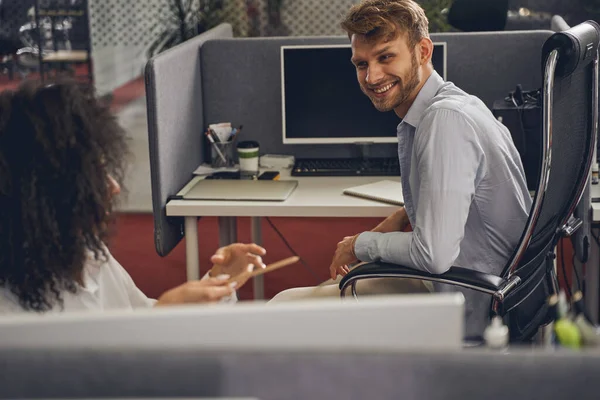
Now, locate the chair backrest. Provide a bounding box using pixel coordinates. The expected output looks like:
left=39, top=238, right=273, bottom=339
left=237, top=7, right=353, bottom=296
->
left=551, top=15, right=570, bottom=32
left=503, top=21, right=600, bottom=279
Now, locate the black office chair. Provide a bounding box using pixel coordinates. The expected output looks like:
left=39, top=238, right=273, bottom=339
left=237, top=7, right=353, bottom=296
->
left=339, top=21, right=600, bottom=342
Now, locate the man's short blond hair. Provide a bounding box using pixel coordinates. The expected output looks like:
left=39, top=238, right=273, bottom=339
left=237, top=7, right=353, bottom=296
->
left=341, top=0, right=430, bottom=48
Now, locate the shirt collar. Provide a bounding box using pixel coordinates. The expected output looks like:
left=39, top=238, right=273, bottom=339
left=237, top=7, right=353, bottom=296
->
left=78, top=251, right=101, bottom=294
left=401, top=70, right=444, bottom=128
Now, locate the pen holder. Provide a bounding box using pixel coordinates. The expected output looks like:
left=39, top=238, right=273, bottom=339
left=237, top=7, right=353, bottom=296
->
left=210, top=140, right=235, bottom=168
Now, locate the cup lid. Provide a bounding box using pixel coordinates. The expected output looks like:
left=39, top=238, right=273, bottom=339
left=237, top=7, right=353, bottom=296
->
left=237, top=140, right=260, bottom=149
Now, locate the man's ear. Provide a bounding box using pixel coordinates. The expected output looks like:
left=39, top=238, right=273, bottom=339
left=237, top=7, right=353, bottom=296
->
left=417, top=37, right=434, bottom=65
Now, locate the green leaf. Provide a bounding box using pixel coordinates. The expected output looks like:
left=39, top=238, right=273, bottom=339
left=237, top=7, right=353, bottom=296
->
left=417, top=0, right=454, bottom=32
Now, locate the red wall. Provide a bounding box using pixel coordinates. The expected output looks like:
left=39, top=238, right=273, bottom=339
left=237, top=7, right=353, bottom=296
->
left=108, top=213, right=577, bottom=301
left=108, top=214, right=382, bottom=300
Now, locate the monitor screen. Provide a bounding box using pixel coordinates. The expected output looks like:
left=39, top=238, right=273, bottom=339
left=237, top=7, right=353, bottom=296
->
left=281, top=43, right=447, bottom=144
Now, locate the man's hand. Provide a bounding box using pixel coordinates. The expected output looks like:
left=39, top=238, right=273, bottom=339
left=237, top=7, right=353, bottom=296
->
left=328, top=208, right=408, bottom=280
left=329, top=234, right=359, bottom=280
left=209, top=243, right=267, bottom=288
left=155, top=278, right=235, bottom=306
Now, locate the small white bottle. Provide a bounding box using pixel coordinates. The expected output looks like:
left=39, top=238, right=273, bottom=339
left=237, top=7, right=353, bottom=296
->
left=484, top=316, right=509, bottom=350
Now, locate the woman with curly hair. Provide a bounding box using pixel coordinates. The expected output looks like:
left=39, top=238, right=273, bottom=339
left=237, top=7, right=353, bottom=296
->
left=0, top=79, right=266, bottom=313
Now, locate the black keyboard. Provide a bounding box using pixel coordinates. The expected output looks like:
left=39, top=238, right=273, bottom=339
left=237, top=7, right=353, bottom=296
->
left=292, top=157, right=400, bottom=177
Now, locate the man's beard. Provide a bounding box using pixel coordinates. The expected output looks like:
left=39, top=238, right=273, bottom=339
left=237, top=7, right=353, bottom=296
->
left=362, top=52, right=420, bottom=112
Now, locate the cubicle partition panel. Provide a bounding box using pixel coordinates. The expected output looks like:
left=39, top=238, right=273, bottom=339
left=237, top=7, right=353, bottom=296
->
left=1, top=347, right=599, bottom=399
left=200, top=30, right=553, bottom=158
left=145, top=23, right=234, bottom=257
left=147, top=29, right=553, bottom=257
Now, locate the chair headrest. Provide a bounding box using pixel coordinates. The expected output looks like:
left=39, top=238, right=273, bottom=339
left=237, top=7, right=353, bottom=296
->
left=542, top=20, right=600, bottom=78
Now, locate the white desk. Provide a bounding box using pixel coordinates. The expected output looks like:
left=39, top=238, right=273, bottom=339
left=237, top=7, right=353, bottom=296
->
left=43, top=50, right=89, bottom=63
left=166, top=170, right=400, bottom=298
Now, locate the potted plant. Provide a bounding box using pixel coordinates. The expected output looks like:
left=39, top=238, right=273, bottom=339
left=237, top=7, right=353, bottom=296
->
left=265, top=0, right=288, bottom=36
left=419, top=0, right=455, bottom=32
left=146, top=0, right=224, bottom=58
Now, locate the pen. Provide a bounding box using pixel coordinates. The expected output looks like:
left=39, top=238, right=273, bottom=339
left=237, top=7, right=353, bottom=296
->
left=208, top=128, right=221, bottom=143
left=205, top=131, right=227, bottom=163
left=229, top=125, right=243, bottom=141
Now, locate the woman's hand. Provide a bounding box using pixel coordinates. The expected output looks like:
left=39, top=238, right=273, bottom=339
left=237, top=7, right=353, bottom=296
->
left=209, top=243, right=267, bottom=288
left=155, top=277, right=236, bottom=306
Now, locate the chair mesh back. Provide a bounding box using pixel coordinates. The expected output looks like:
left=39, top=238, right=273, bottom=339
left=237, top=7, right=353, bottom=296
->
left=496, top=23, right=598, bottom=340
left=501, top=21, right=599, bottom=279
left=523, top=65, right=594, bottom=263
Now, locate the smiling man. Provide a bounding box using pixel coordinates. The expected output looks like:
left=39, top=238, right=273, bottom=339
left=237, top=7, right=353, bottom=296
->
left=271, top=0, right=532, bottom=338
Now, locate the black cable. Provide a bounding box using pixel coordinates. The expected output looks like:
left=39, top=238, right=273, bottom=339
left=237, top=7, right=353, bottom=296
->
left=506, top=93, right=528, bottom=159
left=265, top=217, right=321, bottom=284
left=504, top=88, right=541, bottom=167
left=560, top=240, right=573, bottom=298
left=571, top=253, right=582, bottom=292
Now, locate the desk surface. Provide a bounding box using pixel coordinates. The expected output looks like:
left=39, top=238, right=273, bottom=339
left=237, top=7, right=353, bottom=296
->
left=166, top=170, right=401, bottom=218
left=43, top=50, right=89, bottom=62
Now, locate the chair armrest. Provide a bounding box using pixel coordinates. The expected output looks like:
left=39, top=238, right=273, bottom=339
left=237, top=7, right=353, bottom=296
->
left=339, top=262, right=506, bottom=294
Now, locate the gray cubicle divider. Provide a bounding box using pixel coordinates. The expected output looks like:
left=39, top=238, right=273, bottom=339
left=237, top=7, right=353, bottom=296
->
left=1, top=347, right=600, bottom=399
left=145, top=23, right=234, bottom=257
left=201, top=30, right=553, bottom=158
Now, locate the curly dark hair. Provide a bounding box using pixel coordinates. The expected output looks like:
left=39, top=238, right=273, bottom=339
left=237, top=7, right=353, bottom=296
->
left=0, top=79, right=128, bottom=312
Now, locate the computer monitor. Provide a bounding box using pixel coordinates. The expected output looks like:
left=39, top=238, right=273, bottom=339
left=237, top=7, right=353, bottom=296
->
left=0, top=294, right=464, bottom=351
left=281, top=43, right=447, bottom=144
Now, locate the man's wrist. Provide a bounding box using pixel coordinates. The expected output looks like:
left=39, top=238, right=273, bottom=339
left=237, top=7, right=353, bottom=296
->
left=350, top=234, right=360, bottom=259
left=353, top=231, right=381, bottom=263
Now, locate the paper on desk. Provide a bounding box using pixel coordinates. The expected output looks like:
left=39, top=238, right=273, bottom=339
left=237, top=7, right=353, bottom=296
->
left=193, top=163, right=239, bottom=176
left=209, top=122, right=233, bottom=143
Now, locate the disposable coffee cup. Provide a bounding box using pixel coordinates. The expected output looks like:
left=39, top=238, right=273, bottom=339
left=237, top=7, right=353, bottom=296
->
left=237, top=140, right=260, bottom=177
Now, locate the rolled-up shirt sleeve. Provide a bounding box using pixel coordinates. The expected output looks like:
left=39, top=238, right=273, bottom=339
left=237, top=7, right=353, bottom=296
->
left=354, top=108, right=483, bottom=274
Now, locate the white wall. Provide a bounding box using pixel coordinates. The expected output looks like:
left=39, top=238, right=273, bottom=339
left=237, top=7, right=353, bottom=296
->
left=87, top=0, right=361, bottom=96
